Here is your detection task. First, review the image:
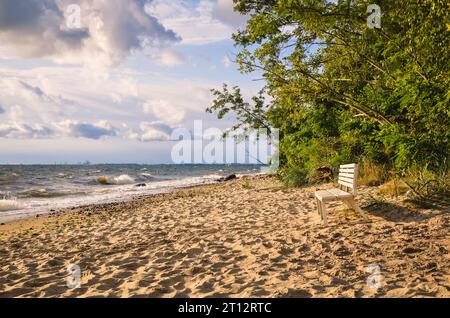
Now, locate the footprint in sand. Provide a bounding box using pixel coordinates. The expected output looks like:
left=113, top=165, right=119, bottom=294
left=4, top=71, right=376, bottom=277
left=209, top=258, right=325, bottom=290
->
left=0, top=287, right=35, bottom=297
left=278, top=288, right=312, bottom=298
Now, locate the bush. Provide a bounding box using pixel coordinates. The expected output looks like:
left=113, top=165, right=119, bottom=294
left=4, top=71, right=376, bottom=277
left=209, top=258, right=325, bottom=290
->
left=242, top=181, right=254, bottom=190
left=378, top=179, right=410, bottom=197
left=403, top=164, right=449, bottom=197
left=358, top=158, right=389, bottom=186
left=280, top=166, right=309, bottom=187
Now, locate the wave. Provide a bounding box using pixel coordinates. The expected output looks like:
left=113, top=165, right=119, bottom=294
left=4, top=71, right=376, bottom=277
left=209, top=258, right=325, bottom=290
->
left=163, top=174, right=223, bottom=187
left=19, top=188, right=86, bottom=198
left=20, top=188, right=55, bottom=198
left=96, top=174, right=135, bottom=185
left=56, top=173, right=73, bottom=179
left=0, top=172, right=20, bottom=185
left=138, top=173, right=154, bottom=181
left=0, top=199, right=20, bottom=211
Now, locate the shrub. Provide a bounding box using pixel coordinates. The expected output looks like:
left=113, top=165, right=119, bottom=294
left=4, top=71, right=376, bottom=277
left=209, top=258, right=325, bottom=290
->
left=242, top=181, right=254, bottom=190
left=358, top=158, right=389, bottom=186
left=378, top=179, right=410, bottom=197
left=403, top=164, right=449, bottom=197
left=280, top=166, right=309, bottom=187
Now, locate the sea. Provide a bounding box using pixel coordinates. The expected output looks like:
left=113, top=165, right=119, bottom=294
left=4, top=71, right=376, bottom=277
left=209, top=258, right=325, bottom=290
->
left=0, top=164, right=264, bottom=223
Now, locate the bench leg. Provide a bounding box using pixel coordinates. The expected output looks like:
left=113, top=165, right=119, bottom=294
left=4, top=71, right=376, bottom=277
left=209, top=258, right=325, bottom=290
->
left=344, top=199, right=353, bottom=210
left=347, top=198, right=366, bottom=218
left=316, top=198, right=321, bottom=216
left=321, top=201, right=328, bottom=226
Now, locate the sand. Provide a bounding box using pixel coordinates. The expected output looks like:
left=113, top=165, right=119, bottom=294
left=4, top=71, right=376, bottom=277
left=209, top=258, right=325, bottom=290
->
left=0, top=175, right=448, bottom=298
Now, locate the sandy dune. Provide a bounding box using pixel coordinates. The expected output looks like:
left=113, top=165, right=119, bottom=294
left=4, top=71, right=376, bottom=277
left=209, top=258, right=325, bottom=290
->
left=0, top=175, right=448, bottom=297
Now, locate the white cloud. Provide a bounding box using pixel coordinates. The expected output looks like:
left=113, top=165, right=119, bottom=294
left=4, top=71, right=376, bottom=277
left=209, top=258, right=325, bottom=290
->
left=0, top=0, right=264, bottom=164
left=147, top=0, right=240, bottom=45
left=142, top=99, right=186, bottom=125
left=0, top=0, right=180, bottom=67
left=0, top=48, right=254, bottom=144
left=150, top=49, right=185, bottom=66
left=57, top=120, right=118, bottom=139
left=0, top=119, right=121, bottom=140
left=109, top=76, right=140, bottom=104
left=139, top=121, right=172, bottom=141
left=0, top=78, right=71, bottom=124
left=122, top=128, right=140, bottom=141
left=0, top=122, right=54, bottom=139
left=222, top=54, right=232, bottom=68
left=211, top=0, right=247, bottom=28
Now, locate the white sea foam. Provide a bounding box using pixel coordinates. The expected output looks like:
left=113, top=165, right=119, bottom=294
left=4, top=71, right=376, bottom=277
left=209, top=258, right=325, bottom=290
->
left=0, top=166, right=263, bottom=223
left=96, top=174, right=135, bottom=185
left=0, top=199, right=20, bottom=211
left=112, top=174, right=135, bottom=185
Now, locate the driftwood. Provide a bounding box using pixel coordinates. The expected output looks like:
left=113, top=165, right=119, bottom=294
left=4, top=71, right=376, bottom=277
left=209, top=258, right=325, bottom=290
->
left=217, top=174, right=237, bottom=182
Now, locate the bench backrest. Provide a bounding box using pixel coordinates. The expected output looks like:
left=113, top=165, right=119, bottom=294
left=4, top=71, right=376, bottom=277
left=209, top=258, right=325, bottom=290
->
left=338, top=163, right=358, bottom=195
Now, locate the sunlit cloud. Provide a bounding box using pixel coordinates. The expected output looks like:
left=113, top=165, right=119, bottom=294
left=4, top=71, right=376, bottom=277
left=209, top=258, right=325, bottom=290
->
left=0, top=122, right=54, bottom=139
left=146, top=0, right=244, bottom=45
left=222, top=54, right=232, bottom=68
left=149, top=49, right=186, bottom=66
left=57, top=120, right=118, bottom=139
left=211, top=0, right=248, bottom=28
left=0, top=0, right=180, bottom=67
left=139, top=121, right=173, bottom=141
left=0, top=1, right=261, bottom=163
left=142, top=99, right=186, bottom=125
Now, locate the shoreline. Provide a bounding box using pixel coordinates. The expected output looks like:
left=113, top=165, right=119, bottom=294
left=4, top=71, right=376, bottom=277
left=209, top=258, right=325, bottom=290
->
left=0, top=175, right=448, bottom=297
left=0, top=173, right=254, bottom=225
left=0, top=176, right=236, bottom=230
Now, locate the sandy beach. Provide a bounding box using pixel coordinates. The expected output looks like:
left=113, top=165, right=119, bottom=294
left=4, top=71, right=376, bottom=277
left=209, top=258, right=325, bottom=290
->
left=0, top=175, right=448, bottom=298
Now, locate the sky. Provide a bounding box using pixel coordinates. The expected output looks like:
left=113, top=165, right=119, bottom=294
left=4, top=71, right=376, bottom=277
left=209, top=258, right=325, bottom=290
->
left=0, top=0, right=264, bottom=164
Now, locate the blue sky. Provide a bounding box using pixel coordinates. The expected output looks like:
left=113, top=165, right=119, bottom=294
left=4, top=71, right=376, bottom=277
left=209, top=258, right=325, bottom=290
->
left=0, top=0, right=263, bottom=164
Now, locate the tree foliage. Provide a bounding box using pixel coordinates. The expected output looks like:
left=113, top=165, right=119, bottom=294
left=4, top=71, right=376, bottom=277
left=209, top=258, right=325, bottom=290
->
left=207, top=0, right=450, bottom=188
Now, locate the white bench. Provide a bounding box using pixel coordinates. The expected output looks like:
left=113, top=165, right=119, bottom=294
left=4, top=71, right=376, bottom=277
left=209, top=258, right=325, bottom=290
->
left=314, top=163, right=363, bottom=225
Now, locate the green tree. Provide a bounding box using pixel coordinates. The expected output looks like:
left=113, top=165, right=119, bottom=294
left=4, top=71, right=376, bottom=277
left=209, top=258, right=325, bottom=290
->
left=207, top=0, right=450, bottom=187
